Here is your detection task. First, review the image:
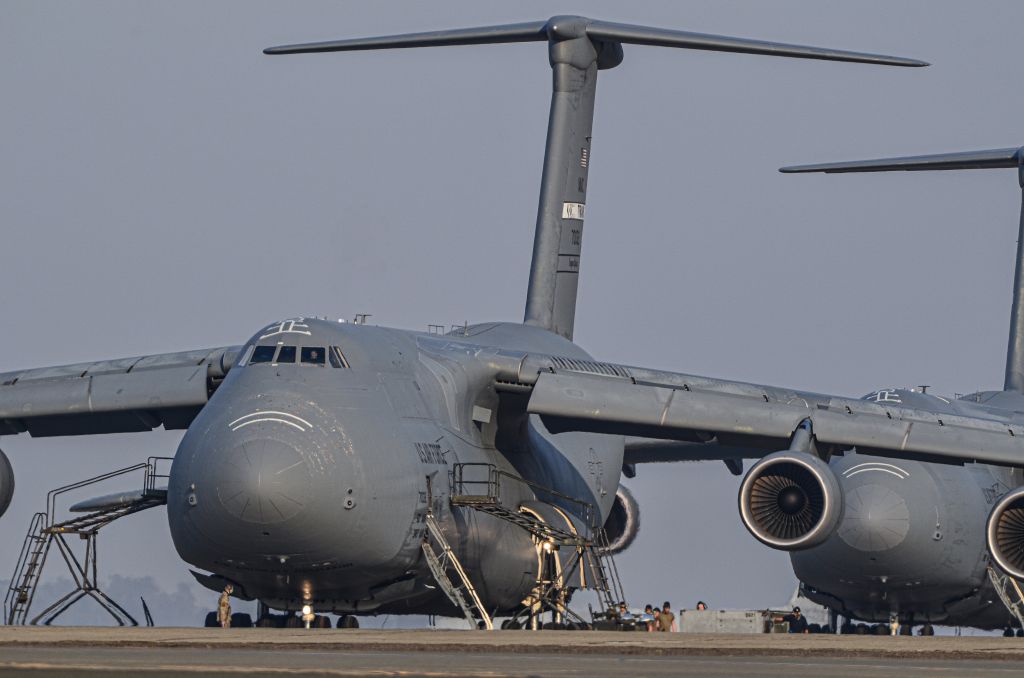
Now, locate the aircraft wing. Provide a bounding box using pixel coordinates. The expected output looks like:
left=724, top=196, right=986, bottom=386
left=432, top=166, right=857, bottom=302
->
left=496, top=357, right=1024, bottom=468
left=0, top=346, right=241, bottom=437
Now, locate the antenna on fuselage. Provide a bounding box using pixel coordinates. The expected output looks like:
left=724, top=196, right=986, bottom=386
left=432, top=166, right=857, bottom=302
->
left=265, top=16, right=926, bottom=341
left=781, top=147, right=1024, bottom=392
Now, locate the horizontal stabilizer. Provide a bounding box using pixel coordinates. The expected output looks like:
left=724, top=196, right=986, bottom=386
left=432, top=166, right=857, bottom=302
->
left=780, top=147, right=1023, bottom=174
left=263, top=21, right=547, bottom=54
left=265, top=16, right=928, bottom=67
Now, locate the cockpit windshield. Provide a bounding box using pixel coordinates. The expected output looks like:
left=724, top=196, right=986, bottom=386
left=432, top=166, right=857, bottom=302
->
left=247, top=344, right=349, bottom=368
left=250, top=345, right=277, bottom=364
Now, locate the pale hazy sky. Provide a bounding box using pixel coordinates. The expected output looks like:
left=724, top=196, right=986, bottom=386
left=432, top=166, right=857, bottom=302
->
left=4, top=1, right=1024, bottom=624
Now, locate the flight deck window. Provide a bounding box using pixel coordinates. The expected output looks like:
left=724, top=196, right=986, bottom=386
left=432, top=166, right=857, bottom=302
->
left=329, top=346, right=349, bottom=369
left=250, top=346, right=277, bottom=364
left=277, top=346, right=297, bottom=363
left=302, top=347, right=326, bottom=366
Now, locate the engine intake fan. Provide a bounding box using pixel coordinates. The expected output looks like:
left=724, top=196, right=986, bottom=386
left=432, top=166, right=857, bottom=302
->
left=603, top=484, right=640, bottom=554
left=0, top=447, right=12, bottom=519
left=738, top=451, right=842, bottom=550
left=987, top=487, right=1024, bottom=579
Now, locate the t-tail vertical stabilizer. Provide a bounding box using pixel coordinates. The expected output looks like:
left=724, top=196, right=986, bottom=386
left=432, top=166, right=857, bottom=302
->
left=266, top=16, right=926, bottom=340
left=782, top=147, right=1024, bottom=391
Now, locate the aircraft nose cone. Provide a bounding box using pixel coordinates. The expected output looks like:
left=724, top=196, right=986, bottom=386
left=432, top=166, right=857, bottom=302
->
left=837, top=483, right=910, bottom=552
left=216, top=438, right=310, bottom=524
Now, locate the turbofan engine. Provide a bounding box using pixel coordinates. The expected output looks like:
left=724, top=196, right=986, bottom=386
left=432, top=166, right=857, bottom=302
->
left=738, top=451, right=842, bottom=550
left=0, top=447, right=13, bottom=519
left=603, top=484, right=640, bottom=554
left=987, top=486, right=1024, bottom=579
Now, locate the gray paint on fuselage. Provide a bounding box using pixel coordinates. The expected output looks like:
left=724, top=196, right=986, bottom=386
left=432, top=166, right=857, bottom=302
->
left=793, top=387, right=1024, bottom=628
left=167, top=318, right=621, bottom=613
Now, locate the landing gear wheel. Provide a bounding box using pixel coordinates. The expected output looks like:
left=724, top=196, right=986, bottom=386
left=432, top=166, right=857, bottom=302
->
left=230, top=612, right=253, bottom=628
left=873, top=624, right=888, bottom=636
left=1004, top=627, right=1015, bottom=637
left=204, top=611, right=219, bottom=628
left=285, top=614, right=303, bottom=628
left=918, top=624, right=935, bottom=636
left=336, top=615, right=359, bottom=629
left=313, top=615, right=332, bottom=629
left=899, top=624, right=913, bottom=636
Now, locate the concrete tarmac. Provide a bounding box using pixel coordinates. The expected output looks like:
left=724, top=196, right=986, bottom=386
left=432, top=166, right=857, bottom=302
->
left=2, top=628, right=1024, bottom=677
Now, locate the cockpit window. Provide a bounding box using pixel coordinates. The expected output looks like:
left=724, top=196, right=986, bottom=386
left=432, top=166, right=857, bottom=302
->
left=329, top=346, right=349, bottom=369
left=250, top=345, right=277, bottom=364
left=301, top=347, right=326, bottom=366
left=276, top=346, right=297, bottom=363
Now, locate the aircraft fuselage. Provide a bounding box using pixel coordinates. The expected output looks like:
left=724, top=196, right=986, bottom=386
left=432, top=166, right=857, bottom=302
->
left=167, top=318, right=622, bottom=614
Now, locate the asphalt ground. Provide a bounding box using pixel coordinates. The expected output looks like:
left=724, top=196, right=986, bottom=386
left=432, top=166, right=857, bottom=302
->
left=1, top=628, right=1024, bottom=677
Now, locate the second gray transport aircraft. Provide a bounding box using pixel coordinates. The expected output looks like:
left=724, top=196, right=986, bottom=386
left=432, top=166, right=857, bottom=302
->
left=2, top=16, right=1023, bottom=632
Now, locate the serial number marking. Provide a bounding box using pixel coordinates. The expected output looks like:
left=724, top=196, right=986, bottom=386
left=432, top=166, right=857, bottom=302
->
left=415, top=442, right=448, bottom=465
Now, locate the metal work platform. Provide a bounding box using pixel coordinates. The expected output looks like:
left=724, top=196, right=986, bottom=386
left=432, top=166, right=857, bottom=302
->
left=988, top=566, right=1024, bottom=632
left=446, top=463, right=625, bottom=629
left=4, top=457, right=172, bottom=626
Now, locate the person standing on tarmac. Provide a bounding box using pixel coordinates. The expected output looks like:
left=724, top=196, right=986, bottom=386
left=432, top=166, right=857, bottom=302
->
left=217, top=584, right=234, bottom=628
left=776, top=606, right=809, bottom=634
left=659, top=602, right=676, bottom=632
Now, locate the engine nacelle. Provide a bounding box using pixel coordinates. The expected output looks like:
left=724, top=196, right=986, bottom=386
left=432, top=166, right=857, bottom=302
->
left=603, top=484, right=640, bottom=555
left=738, top=451, right=842, bottom=551
left=987, top=486, right=1024, bottom=579
left=0, top=447, right=13, bottom=519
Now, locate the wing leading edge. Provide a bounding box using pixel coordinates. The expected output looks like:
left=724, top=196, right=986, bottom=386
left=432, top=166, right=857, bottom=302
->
left=492, top=356, right=1024, bottom=468
left=0, top=346, right=240, bottom=437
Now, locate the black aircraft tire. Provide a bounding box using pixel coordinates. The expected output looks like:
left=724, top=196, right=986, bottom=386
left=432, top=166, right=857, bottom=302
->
left=313, top=615, right=332, bottom=629
left=204, top=611, right=218, bottom=628
left=285, top=615, right=303, bottom=628
left=230, top=613, right=253, bottom=628
left=337, top=615, right=359, bottom=629
left=919, top=624, right=935, bottom=636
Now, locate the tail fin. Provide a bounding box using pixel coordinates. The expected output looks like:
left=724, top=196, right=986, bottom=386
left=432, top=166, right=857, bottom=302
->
left=266, top=17, right=926, bottom=340
left=782, top=147, right=1024, bottom=392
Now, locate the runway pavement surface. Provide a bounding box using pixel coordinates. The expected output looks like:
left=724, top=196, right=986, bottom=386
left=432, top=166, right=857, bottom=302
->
left=1, top=628, right=1023, bottom=676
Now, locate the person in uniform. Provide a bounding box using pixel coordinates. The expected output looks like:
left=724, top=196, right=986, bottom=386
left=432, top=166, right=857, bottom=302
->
left=776, top=606, right=809, bottom=634
left=217, top=584, right=234, bottom=628
left=659, top=601, right=676, bottom=632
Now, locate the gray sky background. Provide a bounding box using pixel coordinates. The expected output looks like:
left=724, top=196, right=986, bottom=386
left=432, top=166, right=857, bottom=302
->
left=3, top=1, right=1024, bottom=625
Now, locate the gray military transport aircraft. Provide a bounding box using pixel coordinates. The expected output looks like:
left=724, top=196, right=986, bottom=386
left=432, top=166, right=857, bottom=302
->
left=2, top=16, right=1022, bottom=630
left=775, top=149, right=1024, bottom=633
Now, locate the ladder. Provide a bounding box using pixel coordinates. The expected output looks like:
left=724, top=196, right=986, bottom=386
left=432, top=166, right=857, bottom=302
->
left=4, top=513, right=50, bottom=626
left=3, top=457, right=172, bottom=626
left=421, top=511, right=493, bottom=630
left=988, top=566, right=1024, bottom=630
left=584, top=529, right=626, bottom=613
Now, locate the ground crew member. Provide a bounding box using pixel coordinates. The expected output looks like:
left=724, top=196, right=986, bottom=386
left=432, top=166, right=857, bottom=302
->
left=659, top=601, right=676, bottom=632
left=775, top=606, right=808, bottom=634
left=217, top=584, right=234, bottom=628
